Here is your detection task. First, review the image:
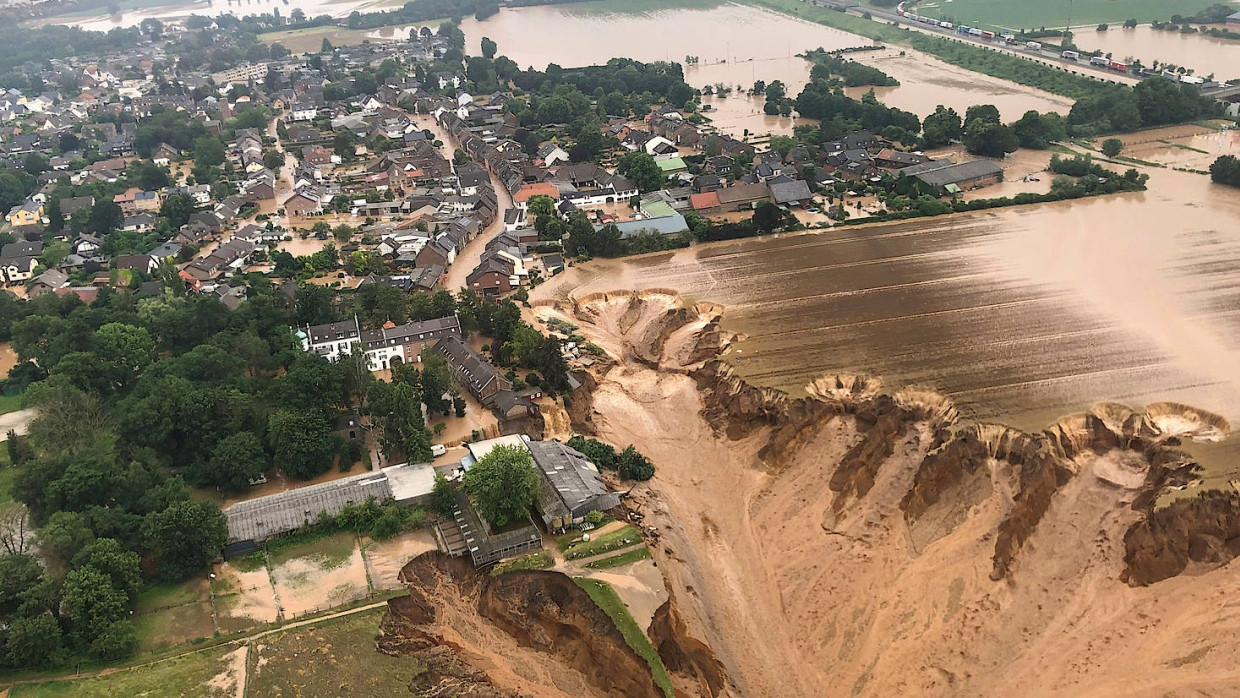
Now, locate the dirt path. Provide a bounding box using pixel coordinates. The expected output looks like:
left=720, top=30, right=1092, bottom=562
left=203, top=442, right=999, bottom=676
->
left=0, top=409, right=35, bottom=441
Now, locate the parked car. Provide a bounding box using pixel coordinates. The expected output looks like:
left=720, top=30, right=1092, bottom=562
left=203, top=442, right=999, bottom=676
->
left=431, top=444, right=447, bottom=457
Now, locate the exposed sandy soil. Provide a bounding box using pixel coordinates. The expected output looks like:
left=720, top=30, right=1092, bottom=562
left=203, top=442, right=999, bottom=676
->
left=362, top=530, right=438, bottom=591
left=582, top=558, right=669, bottom=634
left=206, top=646, right=247, bottom=698
left=536, top=290, right=1240, bottom=697
left=271, top=543, right=370, bottom=618
left=212, top=562, right=279, bottom=629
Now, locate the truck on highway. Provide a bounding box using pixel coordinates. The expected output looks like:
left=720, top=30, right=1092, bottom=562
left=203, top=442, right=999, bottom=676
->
left=1026, top=41, right=1042, bottom=50
left=1062, top=50, right=1080, bottom=60
left=1090, top=56, right=1109, bottom=67
left=1107, top=60, right=1128, bottom=73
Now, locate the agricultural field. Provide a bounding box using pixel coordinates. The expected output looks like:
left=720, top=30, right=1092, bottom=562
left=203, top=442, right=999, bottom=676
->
left=910, top=0, right=1237, bottom=31
left=131, top=580, right=217, bottom=652
left=245, top=609, right=423, bottom=696
left=8, top=646, right=243, bottom=698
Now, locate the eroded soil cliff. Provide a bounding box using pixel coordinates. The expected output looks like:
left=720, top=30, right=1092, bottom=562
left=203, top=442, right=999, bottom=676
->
left=541, top=290, right=1240, bottom=697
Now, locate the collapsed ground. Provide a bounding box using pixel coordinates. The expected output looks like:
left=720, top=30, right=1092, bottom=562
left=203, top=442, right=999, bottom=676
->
left=508, top=289, right=1240, bottom=697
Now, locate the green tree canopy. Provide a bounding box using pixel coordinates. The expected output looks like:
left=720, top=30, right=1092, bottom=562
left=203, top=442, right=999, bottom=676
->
left=141, top=500, right=226, bottom=581
left=461, top=444, right=539, bottom=528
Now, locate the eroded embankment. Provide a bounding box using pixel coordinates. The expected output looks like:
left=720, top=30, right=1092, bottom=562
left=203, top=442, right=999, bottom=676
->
left=377, top=552, right=725, bottom=698
left=547, top=290, right=1240, bottom=697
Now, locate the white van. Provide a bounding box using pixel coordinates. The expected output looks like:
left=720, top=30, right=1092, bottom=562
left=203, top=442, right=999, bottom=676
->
left=431, top=444, right=447, bottom=457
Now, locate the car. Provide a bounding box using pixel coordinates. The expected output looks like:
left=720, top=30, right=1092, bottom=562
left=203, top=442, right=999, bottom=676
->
left=806, top=207, right=821, bottom=213
left=431, top=444, right=447, bottom=457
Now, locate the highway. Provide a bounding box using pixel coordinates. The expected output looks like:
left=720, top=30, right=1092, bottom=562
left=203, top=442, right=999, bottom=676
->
left=808, top=0, right=1141, bottom=87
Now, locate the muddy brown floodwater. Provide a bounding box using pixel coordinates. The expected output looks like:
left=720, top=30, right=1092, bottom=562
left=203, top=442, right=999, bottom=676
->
left=1078, top=25, right=1240, bottom=81
left=461, top=3, right=1072, bottom=132
left=535, top=164, right=1240, bottom=485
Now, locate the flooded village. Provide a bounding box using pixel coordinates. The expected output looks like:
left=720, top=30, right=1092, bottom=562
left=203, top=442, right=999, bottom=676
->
left=3, top=0, right=1240, bottom=696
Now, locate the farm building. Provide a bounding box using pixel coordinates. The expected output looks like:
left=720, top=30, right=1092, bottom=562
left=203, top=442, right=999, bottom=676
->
left=527, top=440, right=622, bottom=527
left=221, top=463, right=437, bottom=556
left=901, top=159, right=1004, bottom=194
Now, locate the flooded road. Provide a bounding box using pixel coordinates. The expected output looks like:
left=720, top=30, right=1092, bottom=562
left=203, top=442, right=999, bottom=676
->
left=534, top=164, right=1240, bottom=482
left=1077, top=25, right=1240, bottom=81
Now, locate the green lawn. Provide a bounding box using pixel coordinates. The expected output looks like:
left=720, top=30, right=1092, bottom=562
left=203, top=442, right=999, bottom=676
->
left=132, top=579, right=216, bottom=652
left=246, top=609, right=424, bottom=696
left=562, top=525, right=645, bottom=561
left=573, top=578, right=673, bottom=698
left=913, top=0, right=1235, bottom=31
left=266, top=531, right=356, bottom=568
left=8, top=646, right=236, bottom=698
left=491, top=551, right=555, bottom=576
left=0, top=392, right=24, bottom=415
left=584, top=546, right=652, bottom=569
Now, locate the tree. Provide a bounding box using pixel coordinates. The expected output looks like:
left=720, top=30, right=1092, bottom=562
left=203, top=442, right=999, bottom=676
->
left=267, top=409, right=335, bottom=480
left=5, top=613, right=62, bottom=668
left=1101, top=138, right=1124, bottom=157
left=420, top=354, right=454, bottom=417
left=203, top=432, right=267, bottom=492
left=87, top=199, right=123, bottom=234
left=431, top=471, right=455, bottom=516
left=615, top=151, right=664, bottom=192
left=964, top=104, right=1001, bottom=126
left=23, top=152, right=48, bottom=176
left=160, top=192, right=198, bottom=229
left=37, top=511, right=94, bottom=563
left=618, top=445, right=655, bottom=481
left=753, top=201, right=789, bottom=234
left=93, top=323, right=155, bottom=390
left=1011, top=110, right=1066, bottom=149
left=480, top=36, right=497, bottom=59
left=921, top=105, right=963, bottom=147
left=321, top=38, right=334, bottom=53
left=1210, top=155, right=1240, bottom=187
left=73, top=538, right=142, bottom=601
left=0, top=553, right=41, bottom=613
left=526, top=194, right=556, bottom=221
left=60, top=567, right=127, bottom=645
left=461, top=444, right=538, bottom=528
left=962, top=120, right=1019, bottom=158
left=142, top=500, right=226, bottom=581
left=193, top=136, right=226, bottom=169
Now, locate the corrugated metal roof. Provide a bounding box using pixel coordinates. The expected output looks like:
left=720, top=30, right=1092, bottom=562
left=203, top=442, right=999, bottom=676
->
left=224, top=472, right=393, bottom=543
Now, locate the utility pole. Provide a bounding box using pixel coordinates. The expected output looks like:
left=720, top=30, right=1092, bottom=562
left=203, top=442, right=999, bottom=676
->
left=1065, top=0, right=1074, bottom=44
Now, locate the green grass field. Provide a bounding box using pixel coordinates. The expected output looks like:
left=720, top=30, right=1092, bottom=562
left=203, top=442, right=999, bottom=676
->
left=560, top=525, right=645, bottom=560
left=573, top=578, right=674, bottom=698
left=912, top=0, right=1236, bottom=31
left=8, top=646, right=236, bottom=698
left=0, top=392, right=24, bottom=415
left=584, top=546, right=652, bottom=569
left=246, top=609, right=423, bottom=696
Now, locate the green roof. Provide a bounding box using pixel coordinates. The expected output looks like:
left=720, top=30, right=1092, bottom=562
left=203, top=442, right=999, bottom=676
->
left=640, top=200, right=677, bottom=218
left=655, top=157, right=687, bottom=172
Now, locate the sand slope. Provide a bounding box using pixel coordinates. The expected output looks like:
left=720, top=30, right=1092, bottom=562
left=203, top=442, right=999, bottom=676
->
left=546, top=291, right=1240, bottom=697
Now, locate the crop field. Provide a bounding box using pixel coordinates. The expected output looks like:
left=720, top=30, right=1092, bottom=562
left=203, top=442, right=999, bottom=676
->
left=911, top=0, right=1236, bottom=31
left=245, top=609, right=423, bottom=696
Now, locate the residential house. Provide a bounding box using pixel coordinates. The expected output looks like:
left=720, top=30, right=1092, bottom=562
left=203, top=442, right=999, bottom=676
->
left=5, top=200, right=44, bottom=227
left=435, top=334, right=511, bottom=405
left=58, top=195, right=94, bottom=221
left=0, top=240, right=43, bottom=284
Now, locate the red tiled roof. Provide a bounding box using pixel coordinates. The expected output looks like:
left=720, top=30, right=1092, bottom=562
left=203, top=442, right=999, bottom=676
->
left=690, top=191, right=721, bottom=210
left=513, top=182, right=559, bottom=203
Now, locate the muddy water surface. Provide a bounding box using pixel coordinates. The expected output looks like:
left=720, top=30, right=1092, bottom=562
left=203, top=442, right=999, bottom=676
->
left=461, top=3, right=1072, bottom=128
left=1078, top=25, right=1240, bottom=80
left=536, top=165, right=1240, bottom=479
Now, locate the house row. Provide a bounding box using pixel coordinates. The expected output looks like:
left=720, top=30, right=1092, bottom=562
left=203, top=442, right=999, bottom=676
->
left=298, top=314, right=463, bottom=371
